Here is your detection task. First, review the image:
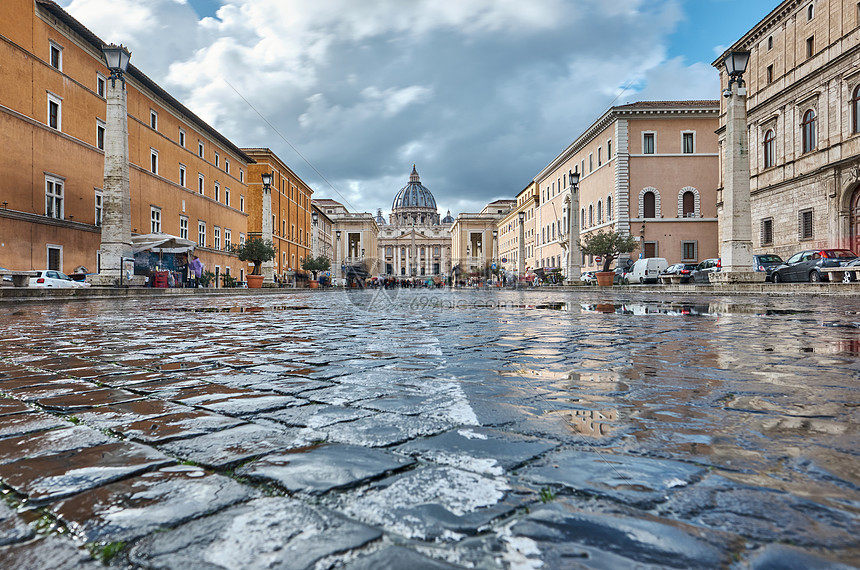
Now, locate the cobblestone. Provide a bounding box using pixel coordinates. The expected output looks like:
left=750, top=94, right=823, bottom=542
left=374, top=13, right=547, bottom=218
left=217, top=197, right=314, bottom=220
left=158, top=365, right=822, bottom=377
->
left=0, top=289, right=859, bottom=568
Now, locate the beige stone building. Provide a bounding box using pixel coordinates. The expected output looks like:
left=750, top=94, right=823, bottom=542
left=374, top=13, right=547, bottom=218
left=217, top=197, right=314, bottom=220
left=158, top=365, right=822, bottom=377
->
left=312, top=198, right=379, bottom=283
left=498, top=183, right=538, bottom=275
left=715, top=0, right=860, bottom=258
left=451, top=200, right=514, bottom=279
left=377, top=167, right=454, bottom=280
left=534, top=101, right=721, bottom=276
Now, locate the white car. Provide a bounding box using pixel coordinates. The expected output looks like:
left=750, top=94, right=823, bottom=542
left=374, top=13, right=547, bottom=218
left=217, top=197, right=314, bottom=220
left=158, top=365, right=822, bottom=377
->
left=29, top=270, right=91, bottom=288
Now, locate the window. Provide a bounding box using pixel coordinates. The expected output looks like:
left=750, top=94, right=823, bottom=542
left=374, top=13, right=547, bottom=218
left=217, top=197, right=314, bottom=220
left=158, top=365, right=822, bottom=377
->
left=45, top=176, right=63, bottom=219
left=807, top=3, right=814, bottom=20
left=682, top=191, right=695, bottom=216
left=214, top=227, right=221, bottom=250
left=179, top=128, right=186, bottom=147
left=180, top=216, right=189, bottom=240
left=806, top=36, right=814, bottom=58
left=607, top=195, right=613, bottom=220
left=607, top=139, right=612, bottom=158
left=225, top=229, right=232, bottom=250
left=589, top=153, right=593, bottom=172
left=47, top=245, right=62, bottom=271
left=47, top=93, right=61, bottom=130
left=802, top=109, right=816, bottom=153
left=96, top=120, right=105, bottom=150
left=94, top=190, right=103, bottom=226
left=681, top=241, right=698, bottom=261
left=767, top=64, right=773, bottom=83
left=643, top=132, right=655, bottom=154
left=150, top=110, right=158, bottom=130
left=643, top=242, right=657, bottom=258
left=225, top=188, right=230, bottom=207
left=598, top=147, right=602, bottom=167
left=682, top=132, right=695, bottom=154
left=768, top=36, right=773, bottom=50
left=49, top=41, right=62, bottom=70
left=799, top=208, right=814, bottom=239
left=581, top=208, right=586, bottom=228
left=760, top=218, right=773, bottom=246
left=239, top=233, right=245, bottom=246
left=198, top=174, right=205, bottom=195
left=214, top=182, right=220, bottom=202
left=588, top=204, right=593, bottom=227
left=150, top=207, right=162, bottom=233
left=198, top=141, right=204, bottom=158
left=198, top=221, right=206, bottom=247
left=239, top=170, right=244, bottom=183
left=853, top=85, right=860, bottom=134
left=643, top=191, right=656, bottom=218
left=763, top=129, right=775, bottom=167
left=214, top=152, right=220, bottom=168
left=240, top=195, right=245, bottom=213
left=597, top=200, right=603, bottom=224
left=225, top=160, right=230, bottom=174
left=150, top=149, right=158, bottom=174
left=97, top=73, right=106, bottom=97
left=179, top=164, right=187, bottom=187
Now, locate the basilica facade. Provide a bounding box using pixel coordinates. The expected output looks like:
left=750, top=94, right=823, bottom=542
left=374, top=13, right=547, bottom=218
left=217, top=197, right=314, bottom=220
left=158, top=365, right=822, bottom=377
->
left=376, top=166, right=454, bottom=280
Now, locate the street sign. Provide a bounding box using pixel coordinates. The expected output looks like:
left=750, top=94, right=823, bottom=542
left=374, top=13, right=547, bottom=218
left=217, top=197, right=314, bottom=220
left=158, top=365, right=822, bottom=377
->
left=491, top=263, right=496, bottom=270
left=501, top=257, right=507, bottom=263
left=595, top=256, right=602, bottom=263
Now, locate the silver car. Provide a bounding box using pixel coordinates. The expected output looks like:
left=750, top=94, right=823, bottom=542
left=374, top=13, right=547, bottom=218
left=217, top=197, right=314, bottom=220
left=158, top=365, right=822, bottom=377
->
left=29, top=270, right=91, bottom=288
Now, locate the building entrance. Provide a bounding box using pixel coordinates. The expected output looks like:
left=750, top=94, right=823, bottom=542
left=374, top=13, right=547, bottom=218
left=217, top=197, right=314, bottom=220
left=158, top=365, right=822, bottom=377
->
left=851, top=186, right=860, bottom=253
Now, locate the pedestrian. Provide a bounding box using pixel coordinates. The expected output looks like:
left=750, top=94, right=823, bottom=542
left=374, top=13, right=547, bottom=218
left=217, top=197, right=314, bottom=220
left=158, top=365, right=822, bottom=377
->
left=189, top=255, right=203, bottom=288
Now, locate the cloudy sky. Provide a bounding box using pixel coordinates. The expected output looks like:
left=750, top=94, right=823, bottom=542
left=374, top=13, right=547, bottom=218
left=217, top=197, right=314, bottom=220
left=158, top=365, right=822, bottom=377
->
left=60, top=0, right=776, bottom=218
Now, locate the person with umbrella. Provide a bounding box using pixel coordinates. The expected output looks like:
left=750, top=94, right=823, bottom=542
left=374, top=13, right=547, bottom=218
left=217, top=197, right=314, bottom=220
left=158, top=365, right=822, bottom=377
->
left=189, top=255, right=203, bottom=288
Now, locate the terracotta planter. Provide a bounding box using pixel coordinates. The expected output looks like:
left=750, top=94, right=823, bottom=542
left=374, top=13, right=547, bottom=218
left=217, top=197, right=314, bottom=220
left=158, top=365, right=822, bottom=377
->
left=595, top=271, right=615, bottom=286
left=247, top=274, right=264, bottom=288
left=308, top=280, right=319, bottom=289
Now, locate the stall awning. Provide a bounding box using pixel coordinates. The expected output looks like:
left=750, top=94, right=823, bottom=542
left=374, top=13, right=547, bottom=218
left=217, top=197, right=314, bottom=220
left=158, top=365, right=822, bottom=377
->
left=131, top=233, right=197, bottom=254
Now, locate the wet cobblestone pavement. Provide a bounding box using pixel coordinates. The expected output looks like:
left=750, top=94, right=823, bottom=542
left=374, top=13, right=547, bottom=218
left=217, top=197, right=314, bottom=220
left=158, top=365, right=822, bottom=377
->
left=0, top=289, right=859, bottom=569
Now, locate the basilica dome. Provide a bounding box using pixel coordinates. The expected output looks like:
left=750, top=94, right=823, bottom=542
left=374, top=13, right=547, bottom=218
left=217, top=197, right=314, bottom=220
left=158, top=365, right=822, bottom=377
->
left=391, top=165, right=440, bottom=225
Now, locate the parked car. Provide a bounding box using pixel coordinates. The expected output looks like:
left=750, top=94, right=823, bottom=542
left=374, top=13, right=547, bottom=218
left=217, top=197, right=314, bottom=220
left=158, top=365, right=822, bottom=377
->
left=659, top=263, right=698, bottom=284
left=626, top=257, right=668, bottom=284
left=613, top=266, right=628, bottom=284
left=752, top=254, right=784, bottom=282
left=771, top=249, right=858, bottom=283
left=0, top=267, right=11, bottom=285
left=29, top=270, right=91, bottom=288
left=580, top=271, right=596, bottom=285
left=690, top=258, right=721, bottom=284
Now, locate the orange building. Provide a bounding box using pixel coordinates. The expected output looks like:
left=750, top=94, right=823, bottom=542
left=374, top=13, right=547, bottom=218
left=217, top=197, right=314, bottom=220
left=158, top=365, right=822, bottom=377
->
left=0, top=0, right=251, bottom=281
left=242, top=149, right=312, bottom=282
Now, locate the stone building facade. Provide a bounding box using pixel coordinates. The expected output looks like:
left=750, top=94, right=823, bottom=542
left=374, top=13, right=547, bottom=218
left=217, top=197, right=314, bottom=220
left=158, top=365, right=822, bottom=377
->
left=0, top=0, right=250, bottom=278
left=715, top=0, right=860, bottom=257
left=498, top=183, right=538, bottom=275
left=534, top=101, right=721, bottom=276
left=451, top=200, right=515, bottom=278
left=313, top=198, right=379, bottom=283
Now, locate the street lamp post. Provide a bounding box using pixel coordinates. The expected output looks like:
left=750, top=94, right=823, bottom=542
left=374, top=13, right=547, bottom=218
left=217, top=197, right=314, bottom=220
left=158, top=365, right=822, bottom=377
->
left=92, top=44, right=133, bottom=287
left=712, top=50, right=764, bottom=283
left=565, top=170, right=581, bottom=285
left=335, top=230, right=341, bottom=287
left=492, top=229, right=498, bottom=283
left=260, top=172, right=275, bottom=284
left=518, top=211, right=525, bottom=282
left=311, top=211, right=319, bottom=259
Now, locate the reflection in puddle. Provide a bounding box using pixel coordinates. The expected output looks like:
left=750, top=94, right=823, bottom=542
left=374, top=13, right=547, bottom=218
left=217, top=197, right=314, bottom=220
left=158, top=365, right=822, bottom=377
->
left=570, top=409, right=618, bottom=437
left=156, top=306, right=313, bottom=313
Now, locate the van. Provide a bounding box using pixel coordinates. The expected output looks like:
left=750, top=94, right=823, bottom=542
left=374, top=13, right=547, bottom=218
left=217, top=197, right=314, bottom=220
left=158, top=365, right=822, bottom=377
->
left=627, top=257, right=668, bottom=284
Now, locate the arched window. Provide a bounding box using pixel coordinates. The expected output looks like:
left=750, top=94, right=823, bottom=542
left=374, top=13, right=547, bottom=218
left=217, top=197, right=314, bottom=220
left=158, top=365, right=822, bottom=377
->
left=597, top=201, right=603, bottom=224
left=607, top=195, right=613, bottom=220
left=643, top=191, right=656, bottom=218
left=581, top=208, right=586, bottom=228
left=588, top=204, right=594, bottom=226
left=763, top=129, right=775, bottom=168
left=802, top=109, right=816, bottom=153
left=853, top=85, right=860, bottom=134
left=682, top=191, right=695, bottom=217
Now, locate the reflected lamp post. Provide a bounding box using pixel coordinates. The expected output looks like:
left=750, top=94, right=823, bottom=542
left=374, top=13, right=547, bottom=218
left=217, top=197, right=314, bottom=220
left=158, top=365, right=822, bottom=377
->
left=713, top=50, right=764, bottom=283
left=565, top=170, right=581, bottom=285
left=93, top=44, right=132, bottom=286
left=260, top=172, right=275, bottom=284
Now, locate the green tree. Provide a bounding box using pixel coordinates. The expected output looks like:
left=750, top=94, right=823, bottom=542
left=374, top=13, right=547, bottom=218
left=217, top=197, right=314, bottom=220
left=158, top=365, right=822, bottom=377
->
left=580, top=229, right=639, bottom=272
left=301, top=255, right=331, bottom=280
left=233, top=237, right=276, bottom=275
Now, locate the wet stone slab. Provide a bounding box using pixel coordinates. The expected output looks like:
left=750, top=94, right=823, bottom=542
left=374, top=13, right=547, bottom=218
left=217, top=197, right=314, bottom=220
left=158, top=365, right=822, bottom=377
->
left=0, top=440, right=173, bottom=504
left=112, top=410, right=244, bottom=444
left=507, top=502, right=733, bottom=569
left=332, top=466, right=524, bottom=541
left=396, top=427, right=559, bottom=476
left=128, top=497, right=382, bottom=570
left=0, top=501, right=35, bottom=546
left=343, top=546, right=462, bottom=569
left=197, top=393, right=303, bottom=416
left=745, top=543, right=857, bottom=569
left=71, top=399, right=190, bottom=429
left=238, top=444, right=414, bottom=495
left=520, top=450, right=706, bottom=507
left=0, top=399, right=33, bottom=418
left=0, top=411, right=66, bottom=439
left=36, top=387, right=142, bottom=412
left=49, top=465, right=255, bottom=542
left=323, top=411, right=453, bottom=448
left=0, top=535, right=103, bottom=570
left=4, top=381, right=102, bottom=403
left=156, top=423, right=305, bottom=468
left=0, top=425, right=113, bottom=465
left=255, top=404, right=373, bottom=428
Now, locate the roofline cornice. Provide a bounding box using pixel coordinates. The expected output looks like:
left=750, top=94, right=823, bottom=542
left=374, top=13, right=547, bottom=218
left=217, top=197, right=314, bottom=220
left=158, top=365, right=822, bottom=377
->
left=711, top=0, right=803, bottom=67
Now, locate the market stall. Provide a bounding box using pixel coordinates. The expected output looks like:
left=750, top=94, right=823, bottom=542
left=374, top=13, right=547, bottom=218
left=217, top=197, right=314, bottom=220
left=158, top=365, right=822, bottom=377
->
left=131, top=233, right=196, bottom=287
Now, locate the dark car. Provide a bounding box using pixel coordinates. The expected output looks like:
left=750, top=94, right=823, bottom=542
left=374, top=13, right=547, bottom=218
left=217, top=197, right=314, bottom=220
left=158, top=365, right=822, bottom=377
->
left=752, top=254, right=784, bottom=282
left=771, top=249, right=858, bottom=283
left=690, top=258, right=720, bottom=284
left=613, top=267, right=628, bottom=284
left=660, top=263, right=697, bottom=284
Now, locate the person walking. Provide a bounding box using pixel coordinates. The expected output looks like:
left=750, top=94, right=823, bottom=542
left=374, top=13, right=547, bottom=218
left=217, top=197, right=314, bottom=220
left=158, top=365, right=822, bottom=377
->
left=189, top=255, right=203, bottom=288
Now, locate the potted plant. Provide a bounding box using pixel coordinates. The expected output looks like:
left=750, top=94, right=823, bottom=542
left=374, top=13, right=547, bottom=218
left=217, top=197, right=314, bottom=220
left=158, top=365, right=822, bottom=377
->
left=199, top=270, right=215, bottom=288
left=232, top=237, right=276, bottom=288
left=301, top=256, right=331, bottom=288
left=580, top=229, right=639, bottom=286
